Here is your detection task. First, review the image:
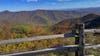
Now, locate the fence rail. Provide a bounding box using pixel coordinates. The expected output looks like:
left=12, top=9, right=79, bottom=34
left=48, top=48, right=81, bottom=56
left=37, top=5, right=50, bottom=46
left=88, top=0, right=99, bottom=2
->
left=1, top=44, right=100, bottom=56
left=0, top=23, right=100, bottom=56
left=84, top=29, right=100, bottom=33
left=0, top=29, right=99, bottom=45
left=1, top=45, right=78, bottom=56
left=0, top=33, right=74, bottom=45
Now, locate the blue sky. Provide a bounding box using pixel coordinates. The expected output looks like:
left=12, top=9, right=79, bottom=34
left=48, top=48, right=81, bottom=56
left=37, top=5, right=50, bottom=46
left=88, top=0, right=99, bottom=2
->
left=0, top=0, right=100, bottom=11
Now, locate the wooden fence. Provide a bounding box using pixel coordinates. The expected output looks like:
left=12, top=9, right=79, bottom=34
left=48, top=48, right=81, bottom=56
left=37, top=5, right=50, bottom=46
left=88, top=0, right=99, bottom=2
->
left=0, top=23, right=100, bottom=56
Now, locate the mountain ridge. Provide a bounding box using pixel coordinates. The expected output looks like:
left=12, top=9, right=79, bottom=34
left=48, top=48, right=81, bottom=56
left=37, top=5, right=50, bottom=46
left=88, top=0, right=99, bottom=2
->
left=52, top=13, right=100, bottom=33
left=0, top=7, right=100, bottom=26
left=0, top=10, right=88, bottom=25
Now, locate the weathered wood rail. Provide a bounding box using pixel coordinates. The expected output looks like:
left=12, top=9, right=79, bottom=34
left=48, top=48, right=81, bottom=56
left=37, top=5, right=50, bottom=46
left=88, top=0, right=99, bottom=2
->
left=0, top=29, right=99, bottom=45
left=0, top=23, right=100, bottom=56
left=1, top=44, right=100, bottom=56
left=0, top=33, right=74, bottom=45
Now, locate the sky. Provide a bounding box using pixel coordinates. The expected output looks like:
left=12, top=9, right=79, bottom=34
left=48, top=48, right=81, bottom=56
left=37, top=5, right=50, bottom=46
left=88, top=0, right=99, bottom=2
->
left=0, top=0, right=100, bottom=11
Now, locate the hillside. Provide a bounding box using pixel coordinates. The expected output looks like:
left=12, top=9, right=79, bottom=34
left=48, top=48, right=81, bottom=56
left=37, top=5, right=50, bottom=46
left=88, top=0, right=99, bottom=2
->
left=80, top=14, right=100, bottom=28
left=0, top=10, right=88, bottom=25
left=53, top=14, right=100, bottom=33
left=1, top=7, right=100, bottom=25
left=0, top=7, right=100, bottom=26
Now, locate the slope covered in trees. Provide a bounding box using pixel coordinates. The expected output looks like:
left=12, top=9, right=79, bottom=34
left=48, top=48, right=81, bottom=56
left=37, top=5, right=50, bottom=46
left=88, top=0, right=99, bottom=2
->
left=0, top=10, right=89, bottom=25
left=52, top=13, right=100, bottom=34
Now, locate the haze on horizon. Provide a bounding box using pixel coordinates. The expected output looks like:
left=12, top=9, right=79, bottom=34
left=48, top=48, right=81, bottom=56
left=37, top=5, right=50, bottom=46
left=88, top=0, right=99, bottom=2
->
left=0, top=0, right=100, bottom=11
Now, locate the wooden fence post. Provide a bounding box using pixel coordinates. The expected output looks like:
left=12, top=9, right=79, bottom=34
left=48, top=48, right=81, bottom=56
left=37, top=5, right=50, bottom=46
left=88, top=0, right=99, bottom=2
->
left=78, top=23, right=85, bottom=56
left=74, top=23, right=85, bottom=56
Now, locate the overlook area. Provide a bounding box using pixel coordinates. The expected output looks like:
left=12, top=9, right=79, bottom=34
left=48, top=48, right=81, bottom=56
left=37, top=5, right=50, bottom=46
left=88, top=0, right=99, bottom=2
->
left=0, top=10, right=100, bottom=56
left=0, top=0, right=100, bottom=56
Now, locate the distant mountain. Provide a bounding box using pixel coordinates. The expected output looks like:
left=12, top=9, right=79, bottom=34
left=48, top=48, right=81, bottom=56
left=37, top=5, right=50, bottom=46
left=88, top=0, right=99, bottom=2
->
left=0, top=10, right=88, bottom=25
left=75, top=7, right=100, bottom=13
left=63, top=7, right=100, bottom=13
left=83, top=14, right=100, bottom=28
left=53, top=14, right=100, bottom=33
left=0, top=7, right=100, bottom=26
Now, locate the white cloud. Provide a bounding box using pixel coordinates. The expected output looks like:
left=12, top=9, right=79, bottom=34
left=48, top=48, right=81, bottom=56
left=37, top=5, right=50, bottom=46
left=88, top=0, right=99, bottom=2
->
left=25, top=0, right=71, bottom=2
left=26, top=0, right=38, bottom=2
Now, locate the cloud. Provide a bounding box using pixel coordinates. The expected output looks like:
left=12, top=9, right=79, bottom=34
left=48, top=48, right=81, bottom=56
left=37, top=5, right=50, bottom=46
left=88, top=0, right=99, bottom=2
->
left=25, top=0, right=71, bottom=2
left=26, top=0, right=38, bottom=2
